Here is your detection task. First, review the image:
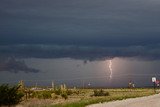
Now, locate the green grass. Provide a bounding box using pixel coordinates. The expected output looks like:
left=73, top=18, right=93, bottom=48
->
left=49, top=88, right=156, bottom=107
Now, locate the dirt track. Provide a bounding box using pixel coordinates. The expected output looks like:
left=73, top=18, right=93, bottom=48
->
left=88, top=93, right=160, bottom=107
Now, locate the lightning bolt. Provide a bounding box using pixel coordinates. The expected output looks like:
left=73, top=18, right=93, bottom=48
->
left=109, top=60, right=113, bottom=79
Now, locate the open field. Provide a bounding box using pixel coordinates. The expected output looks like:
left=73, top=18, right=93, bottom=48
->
left=16, top=88, right=157, bottom=107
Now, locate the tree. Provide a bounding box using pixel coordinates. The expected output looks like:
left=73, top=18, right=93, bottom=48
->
left=0, top=84, right=24, bottom=106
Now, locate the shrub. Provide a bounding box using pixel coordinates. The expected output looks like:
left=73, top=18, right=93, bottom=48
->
left=61, top=92, right=68, bottom=100
left=51, top=93, right=59, bottom=99
left=66, top=89, right=73, bottom=95
left=0, top=84, right=24, bottom=106
left=74, top=90, right=80, bottom=95
left=32, top=91, right=52, bottom=99
left=42, top=91, right=52, bottom=99
left=54, top=88, right=61, bottom=95
left=93, top=89, right=109, bottom=96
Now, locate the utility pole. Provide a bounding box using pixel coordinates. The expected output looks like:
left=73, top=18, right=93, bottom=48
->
left=152, top=77, right=156, bottom=93
left=52, top=81, right=54, bottom=89
left=154, top=82, right=156, bottom=93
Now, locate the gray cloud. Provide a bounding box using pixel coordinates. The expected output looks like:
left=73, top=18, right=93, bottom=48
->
left=0, top=57, right=39, bottom=73
left=0, top=0, right=160, bottom=46
left=0, top=0, right=160, bottom=61
left=0, top=44, right=160, bottom=61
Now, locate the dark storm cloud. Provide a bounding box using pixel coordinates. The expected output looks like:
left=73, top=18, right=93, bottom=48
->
left=0, top=0, right=160, bottom=46
left=0, top=0, right=160, bottom=59
left=0, top=44, right=160, bottom=61
left=0, top=57, right=39, bottom=73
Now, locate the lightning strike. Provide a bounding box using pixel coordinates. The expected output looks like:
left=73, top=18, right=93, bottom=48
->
left=109, top=60, right=113, bottom=79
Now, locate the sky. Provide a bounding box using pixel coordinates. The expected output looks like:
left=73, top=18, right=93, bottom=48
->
left=1, top=0, right=160, bottom=46
left=0, top=0, right=160, bottom=87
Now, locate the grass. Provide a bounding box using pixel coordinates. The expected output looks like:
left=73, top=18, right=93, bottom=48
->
left=49, top=88, right=156, bottom=107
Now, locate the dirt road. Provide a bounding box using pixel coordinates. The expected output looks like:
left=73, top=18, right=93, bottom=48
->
left=88, top=94, right=160, bottom=107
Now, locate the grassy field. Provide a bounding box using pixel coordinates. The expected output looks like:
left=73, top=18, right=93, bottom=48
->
left=49, top=88, right=156, bottom=107
left=16, top=88, right=158, bottom=107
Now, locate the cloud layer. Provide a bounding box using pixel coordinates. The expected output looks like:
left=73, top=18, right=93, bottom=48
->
left=0, top=0, right=160, bottom=61
left=0, top=0, right=160, bottom=46
left=0, top=44, right=160, bottom=61
left=0, top=57, right=39, bottom=73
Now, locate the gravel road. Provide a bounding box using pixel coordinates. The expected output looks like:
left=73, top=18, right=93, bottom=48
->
left=87, top=94, right=160, bottom=107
